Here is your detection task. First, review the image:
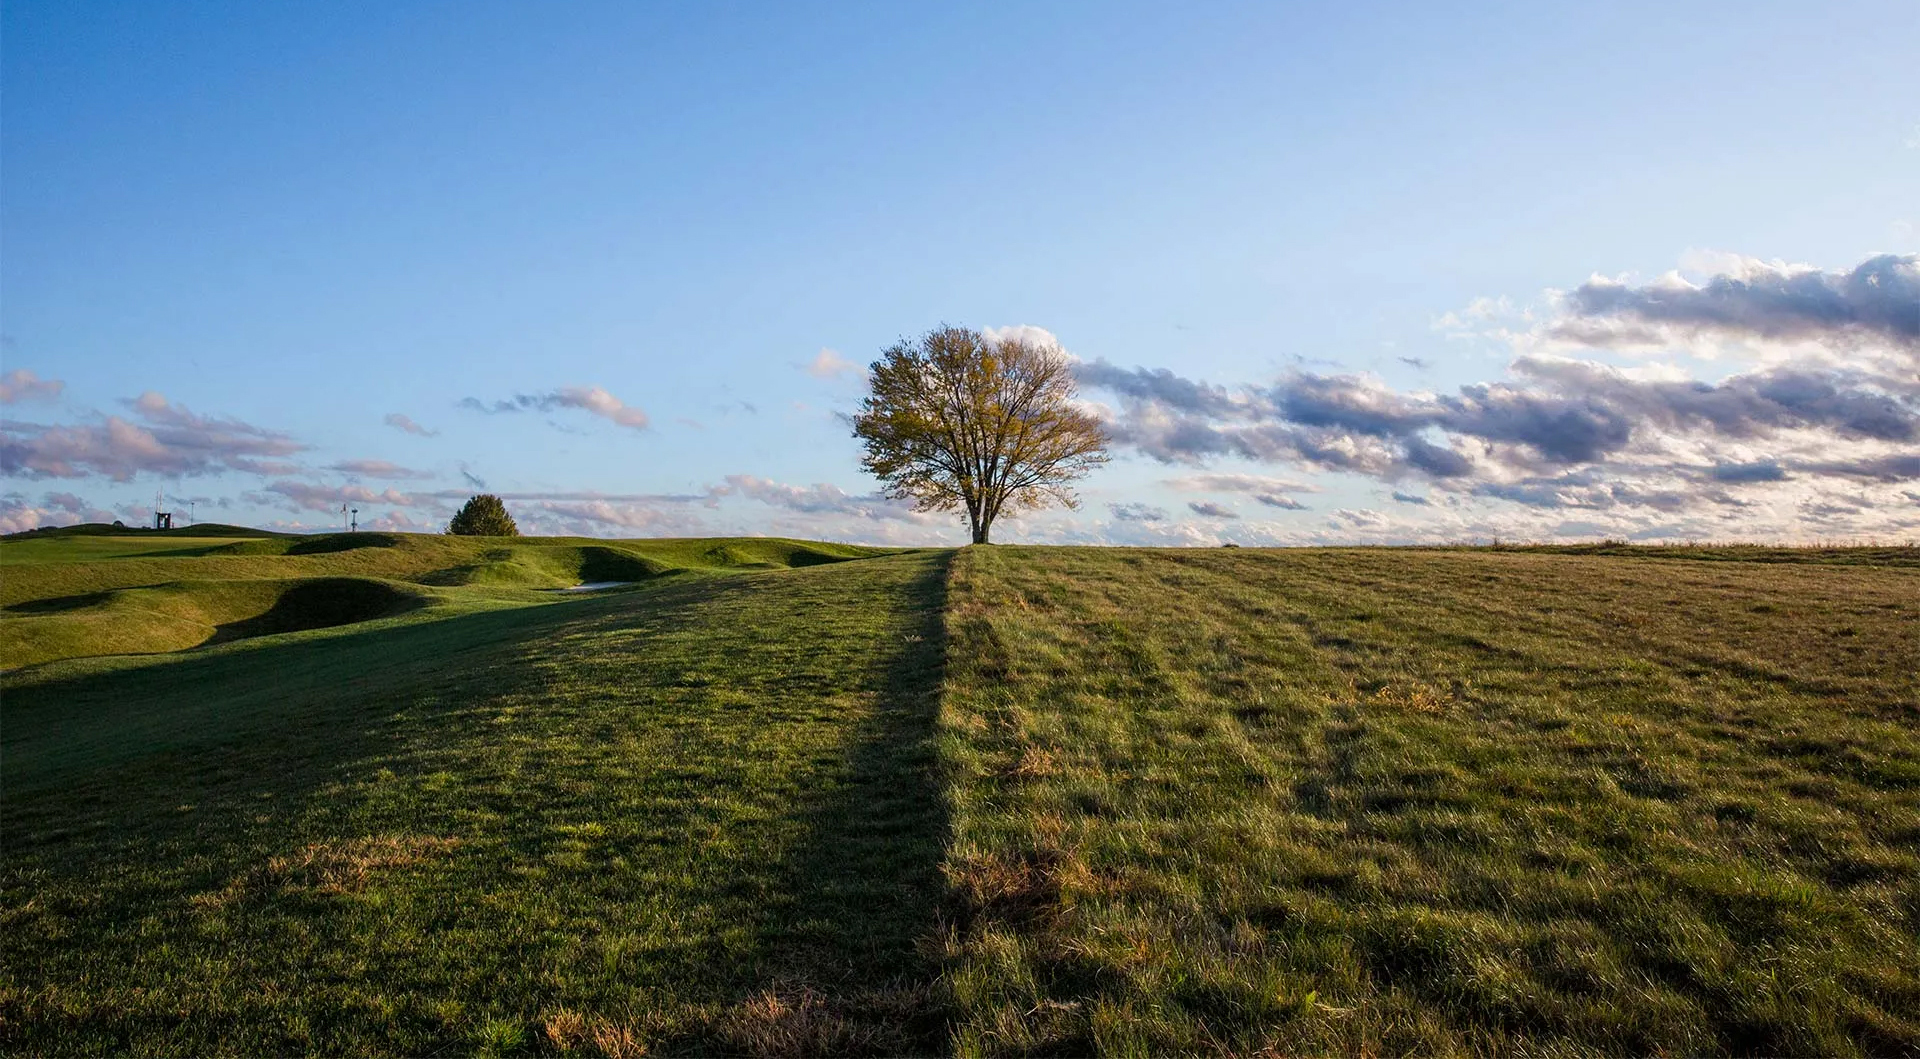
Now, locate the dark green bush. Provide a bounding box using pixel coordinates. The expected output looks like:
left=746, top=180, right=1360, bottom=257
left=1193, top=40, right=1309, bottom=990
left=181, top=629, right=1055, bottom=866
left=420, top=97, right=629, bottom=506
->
left=447, top=494, right=519, bottom=537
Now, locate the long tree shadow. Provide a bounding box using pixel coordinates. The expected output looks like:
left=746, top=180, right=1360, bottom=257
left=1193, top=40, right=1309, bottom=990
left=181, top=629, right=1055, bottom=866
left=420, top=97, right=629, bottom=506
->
left=2, top=554, right=960, bottom=1056
left=676, top=550, right=955, bottom=1056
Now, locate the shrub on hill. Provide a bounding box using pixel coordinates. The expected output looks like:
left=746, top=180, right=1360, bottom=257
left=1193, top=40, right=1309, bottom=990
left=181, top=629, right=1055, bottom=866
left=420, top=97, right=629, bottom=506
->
left=447, top=495, right=519, bottom=536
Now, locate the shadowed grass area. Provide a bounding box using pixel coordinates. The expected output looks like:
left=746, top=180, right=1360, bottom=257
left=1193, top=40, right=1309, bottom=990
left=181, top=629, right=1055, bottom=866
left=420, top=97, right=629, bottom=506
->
left=936, top=546, right=1919, bottom=1056
left=1, top=551, right=953, bottom=1056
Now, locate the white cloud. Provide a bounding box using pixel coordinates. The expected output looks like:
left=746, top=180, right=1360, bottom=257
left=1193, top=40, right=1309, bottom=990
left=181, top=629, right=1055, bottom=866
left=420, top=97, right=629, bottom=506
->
left=803, top=348, right=859, bottom=379
left=981, top=324, right=1066, bottom=352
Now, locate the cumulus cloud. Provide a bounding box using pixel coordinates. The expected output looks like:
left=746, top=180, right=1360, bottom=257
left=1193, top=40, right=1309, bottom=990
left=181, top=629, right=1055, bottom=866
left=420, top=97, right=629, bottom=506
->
left=803, top=348, right=859, bottom=379
left=384, top=412, right=438, bottom=436
left=0, top=490, right=118, bottom=533
left=1075, top=252, right=1920, bottom=540
left=981, top=325, right=1066, bottom=351
left=460, top=385, right=650, bottom=430
left=1, top=392, right=305, bottom=481
left=1554, top=253, right=1919, bottom=353
left=1187, top=500, right=1238, bottom=519
left=329, top=459, right=435, bottom=479
left=0, top=369, right=63, bottom=404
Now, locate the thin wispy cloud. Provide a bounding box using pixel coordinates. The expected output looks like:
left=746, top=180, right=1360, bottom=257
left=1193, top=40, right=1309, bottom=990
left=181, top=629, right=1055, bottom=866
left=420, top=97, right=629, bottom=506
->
left=384, top=412, right=438, bottom=436
left=460, top=385, right=650, bottom=430
left=711, top=474, right=925, bottom=521
left=328, top=459, right=436, bottom=479
left=0, top=369, right=63, bottom=404
left=247, top=480, right=421, bottom=514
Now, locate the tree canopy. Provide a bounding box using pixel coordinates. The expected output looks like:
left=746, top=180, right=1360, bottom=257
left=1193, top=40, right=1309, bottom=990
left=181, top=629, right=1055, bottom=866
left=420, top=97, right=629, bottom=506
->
left=447, top=494, right=519, bottom=536
left=852, top=326, right=1108, bottom=544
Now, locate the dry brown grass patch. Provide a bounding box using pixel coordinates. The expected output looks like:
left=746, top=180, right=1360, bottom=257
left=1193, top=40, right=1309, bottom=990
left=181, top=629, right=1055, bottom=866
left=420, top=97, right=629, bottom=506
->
left=1007, top=745, right=1060, bottom=779
left=590, top=1019, right=650, bottom=1059
left=715, top=984, right=940, bottom=1057
left=540, top=1008, right=651, bottom=1057
left=192, top=835, right=461, bottom=908
left=943, top=841, right=1122, bottom=932
left=1364, top=681, right=1453, bottom=715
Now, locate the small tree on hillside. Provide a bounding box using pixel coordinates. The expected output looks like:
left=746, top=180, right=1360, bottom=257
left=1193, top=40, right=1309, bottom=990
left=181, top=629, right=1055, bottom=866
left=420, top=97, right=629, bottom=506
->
left=852, top=325, right=1108, bottom=544
left=448, top=494, right=519, bottom=536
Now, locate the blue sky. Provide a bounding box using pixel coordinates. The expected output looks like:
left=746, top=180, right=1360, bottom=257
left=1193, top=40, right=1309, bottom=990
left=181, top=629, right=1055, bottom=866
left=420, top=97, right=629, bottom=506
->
left=4, top=1, right=1917, bottom=543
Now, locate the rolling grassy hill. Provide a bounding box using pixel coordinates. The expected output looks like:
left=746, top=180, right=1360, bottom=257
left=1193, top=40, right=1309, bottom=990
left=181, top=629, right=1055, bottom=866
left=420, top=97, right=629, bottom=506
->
left=0, top=525, right=884, bottom=670
left=2, top=530, right=1915, bottom=1055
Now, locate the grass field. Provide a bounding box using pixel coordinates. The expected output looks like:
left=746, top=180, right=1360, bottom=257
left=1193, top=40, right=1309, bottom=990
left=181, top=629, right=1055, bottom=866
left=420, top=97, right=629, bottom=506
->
left=3, top=527, right=1916, bottom=1055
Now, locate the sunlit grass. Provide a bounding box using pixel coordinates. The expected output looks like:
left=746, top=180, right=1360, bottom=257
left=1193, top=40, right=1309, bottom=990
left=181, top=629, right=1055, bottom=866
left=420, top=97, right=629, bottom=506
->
left=937, top=546, right=1918, bottom=1056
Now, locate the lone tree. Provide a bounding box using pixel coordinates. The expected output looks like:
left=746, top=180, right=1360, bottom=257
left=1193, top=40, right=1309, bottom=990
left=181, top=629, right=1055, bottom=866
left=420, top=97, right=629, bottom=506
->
left=852, top=326, right=1108, bottom=544
left=447, top=494, right=520, bottom=536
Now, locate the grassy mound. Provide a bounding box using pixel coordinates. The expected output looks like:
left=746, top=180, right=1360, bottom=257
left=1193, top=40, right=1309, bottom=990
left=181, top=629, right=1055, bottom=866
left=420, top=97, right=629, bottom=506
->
left=213, top=578, right=424, bottom=641
left=425, top=543, right=675, bottom=588
left=0, top=531, right=897, bottom=666
left=1, top=577, right=428, bottom=668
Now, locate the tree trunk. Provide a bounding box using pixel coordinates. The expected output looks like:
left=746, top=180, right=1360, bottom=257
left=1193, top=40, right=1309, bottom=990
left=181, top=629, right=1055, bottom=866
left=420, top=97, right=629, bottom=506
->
left=972, top=519, right=991, bottom=545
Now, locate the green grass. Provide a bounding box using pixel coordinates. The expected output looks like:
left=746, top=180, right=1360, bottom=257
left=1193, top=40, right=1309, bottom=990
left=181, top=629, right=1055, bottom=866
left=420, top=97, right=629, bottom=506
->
left=3, top=543, right=951, bottom=1055
left=3, top=534, right=1917, bottom=1055
left=1, top=528, right=888, bottom=668
left=937, top=546, right=1919, bottom=1056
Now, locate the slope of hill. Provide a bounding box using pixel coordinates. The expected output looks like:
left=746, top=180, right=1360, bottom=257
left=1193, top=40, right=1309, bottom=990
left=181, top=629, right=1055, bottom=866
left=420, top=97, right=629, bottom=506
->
left=2, top=537, right=1915, bottom=1056
left=2, top=544, right=950, bottom=1055
left=0, top=531, right=889, bottom=669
